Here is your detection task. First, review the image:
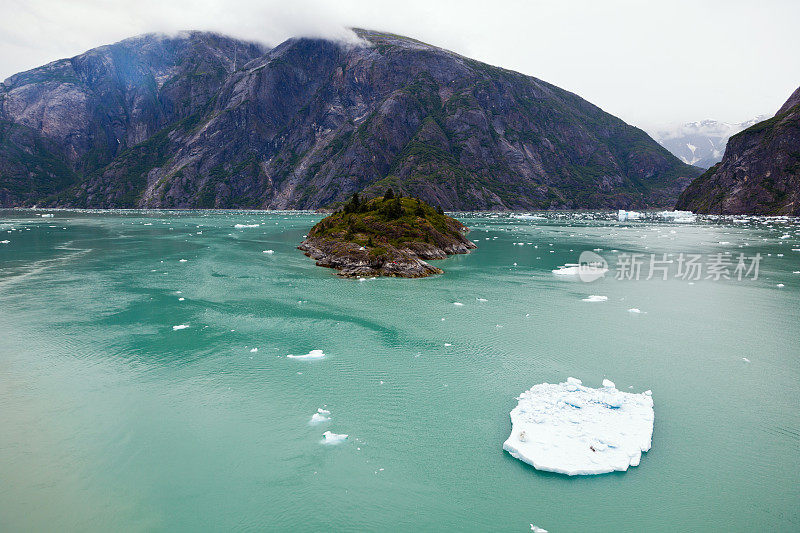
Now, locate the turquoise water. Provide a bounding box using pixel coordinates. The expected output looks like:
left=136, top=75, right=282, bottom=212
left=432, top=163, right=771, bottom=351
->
left=0, top=210, right=798, bottom=532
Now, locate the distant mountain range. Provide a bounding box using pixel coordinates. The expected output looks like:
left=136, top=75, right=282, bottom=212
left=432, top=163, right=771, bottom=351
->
left=676, top=86, right=800, bottom=215
left=651, top=117, right=769, bottom=169
left=0, top=30, right=701, bottom=210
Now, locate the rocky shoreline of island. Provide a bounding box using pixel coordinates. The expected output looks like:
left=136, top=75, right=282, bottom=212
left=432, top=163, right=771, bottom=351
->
left=298, top=192, right=476, bottom=278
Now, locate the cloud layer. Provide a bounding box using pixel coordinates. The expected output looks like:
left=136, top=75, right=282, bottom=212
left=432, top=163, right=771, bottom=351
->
left=2, top=0, right=798, bottom=130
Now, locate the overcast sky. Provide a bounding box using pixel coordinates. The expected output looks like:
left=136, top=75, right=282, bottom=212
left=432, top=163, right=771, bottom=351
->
left=2, top=0, right=798, bottom=132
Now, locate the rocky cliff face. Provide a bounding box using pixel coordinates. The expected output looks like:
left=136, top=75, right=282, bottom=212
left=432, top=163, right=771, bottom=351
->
left=676, top=86, right=800, bottom=215
left=1, top=29, right=700, bottom=210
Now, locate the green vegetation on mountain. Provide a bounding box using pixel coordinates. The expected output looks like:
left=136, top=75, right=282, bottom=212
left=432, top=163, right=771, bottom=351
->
left=0, top=29, right=699, bottom=210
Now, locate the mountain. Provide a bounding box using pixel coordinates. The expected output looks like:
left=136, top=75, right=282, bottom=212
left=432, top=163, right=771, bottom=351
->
left=675, top=86, right=800, bottom=215
left=0, top=29, right=701, bottom=210
left=651, top=117, right=768, bottom=169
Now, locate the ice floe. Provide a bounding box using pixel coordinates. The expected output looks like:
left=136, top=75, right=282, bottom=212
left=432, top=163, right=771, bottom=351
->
left=617, top=210, right=642, bottom=222
left=503, top=378, right=654, bottom=475
left=552, top=263, right=608, bottom=280
left=321, top=431, right=348, bottom=444
left=310, top=408, right=331, bottom=425
left=287, top=349, right=326, bottom=360
left=582, top=295, right=608, bottom=302
left=659, top=210, right=696, bottom=223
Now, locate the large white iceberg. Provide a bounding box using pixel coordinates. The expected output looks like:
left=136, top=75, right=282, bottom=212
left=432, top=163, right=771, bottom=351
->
left=503, top=378, right=654, bottom=476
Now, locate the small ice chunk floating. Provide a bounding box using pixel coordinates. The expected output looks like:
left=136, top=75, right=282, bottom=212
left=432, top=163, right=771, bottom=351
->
left=322, top=431, right=348, bottom=444
left=617, top=210, right=642, bottom=222
left=287, top=349, right=326, bottom=360
left=503, top=378, right=654, bottom=476
left=310, top=408, right=331, bottom=425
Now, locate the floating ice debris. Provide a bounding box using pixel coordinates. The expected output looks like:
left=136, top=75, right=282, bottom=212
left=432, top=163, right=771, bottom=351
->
left=628, top=308, right=642, bottom=314
left=503, top=378, right=654, bottom=476
left=262, top=250, right=275, bottom=254
left=531, top=526, right=548, bottom=533
left=234, top=224, right=259, bottom=228
left=453, top=302, right=464, bottom=306
left=582, top=295, right=608, bottom=302
left=172, top=324, right=189, bottom=330
left=287, top=350, right=326, bottom=360
left=310, top=408, right=331, bottom=425
left=552, top=265, right=581, bottom=276
left=250, top=348, right=258, bottom=353
left=742, top=357, right=751, bottom=363
left=322, top=431, right=348, bottom=444
left=617, top=210, right=642, bottom=222
left=552, top=263, right=608, bottom=279
left=512, top=214, right=546, bottom=220
left=659, top=210, right=696, bottom=223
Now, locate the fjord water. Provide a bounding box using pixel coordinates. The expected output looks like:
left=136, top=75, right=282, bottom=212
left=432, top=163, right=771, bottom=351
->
left=0, top=210, right=798, bottom=532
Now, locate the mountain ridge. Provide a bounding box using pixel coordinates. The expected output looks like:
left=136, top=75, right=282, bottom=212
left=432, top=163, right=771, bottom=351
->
left=651, top=116, right=769, bottom=169
left=675, top=85, right=800, bottom=215
left=0, top=29, right=701, bottom=210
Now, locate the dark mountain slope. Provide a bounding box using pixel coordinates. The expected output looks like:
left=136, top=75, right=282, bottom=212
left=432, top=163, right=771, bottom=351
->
left=676, top=85, right=800, bottom=215
left=0, top=29, right=700, bottom=209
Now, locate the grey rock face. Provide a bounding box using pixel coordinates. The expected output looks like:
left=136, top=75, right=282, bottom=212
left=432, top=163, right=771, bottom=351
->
left=1, top=29, right=700, bottom=209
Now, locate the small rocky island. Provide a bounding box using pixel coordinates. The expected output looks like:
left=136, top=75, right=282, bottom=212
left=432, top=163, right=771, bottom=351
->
left=298, top=190, right=476, bottom=278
